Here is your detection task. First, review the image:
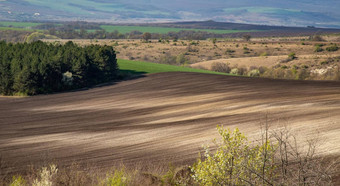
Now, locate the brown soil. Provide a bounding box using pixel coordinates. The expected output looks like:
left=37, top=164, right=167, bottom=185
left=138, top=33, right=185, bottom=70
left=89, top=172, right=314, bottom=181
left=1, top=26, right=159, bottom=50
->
left=1, top=72, right=340, bottom=175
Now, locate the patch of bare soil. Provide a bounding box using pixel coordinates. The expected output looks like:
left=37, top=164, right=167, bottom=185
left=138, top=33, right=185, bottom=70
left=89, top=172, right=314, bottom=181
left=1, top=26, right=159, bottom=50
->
left=1, top=72, right=340, bottom=175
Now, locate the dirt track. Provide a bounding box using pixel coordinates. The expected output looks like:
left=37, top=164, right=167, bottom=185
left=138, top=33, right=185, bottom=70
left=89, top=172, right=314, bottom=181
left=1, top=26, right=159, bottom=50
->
left=1, top=72, right=340, bottom=174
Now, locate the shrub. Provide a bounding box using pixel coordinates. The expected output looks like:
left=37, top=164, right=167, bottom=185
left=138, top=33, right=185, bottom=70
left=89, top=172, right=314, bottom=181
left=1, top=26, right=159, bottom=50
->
left=281, top=52, right=297, bottom=63
left=248, top=69, right=260, bottom=77
left=258, top=66, right=267, bottom=74
left=314, top=46, right=324, bottom=52
left=315, top=43, right=325, bottom=47
left=192, top=125, right=339, bottom=186
left=33, top=164, right=58, bottom=186
left=326, top=44, right=339, bottom=52
left=225, top=49, right=235, bottom=54
left=237, top=66, right=247, bottom=75
left=288, top=52, right=296, bottom=60
left=191, top=126, right=276, bottom=185
left=309, top=35, right=324, bottom=41
left=242, top=34, right=251, bottom=41
left=176, top=54, right=189, bottom=65
left=295, top=68, right=310, bottom=80
left=260, top=52, right=268, bottom=57
left=211, top=62, right=230, bottom=73
left=320, top=61, right=329, bottom=65
left=230, top=68, right=239, bottom=75
left=160, top=53, right=177, bottom=65
left=142, top=32, right=151, bottom=42
left=211, top=38, right=217, bottom=45
left=10, top=176, right=26, bottom=186
left=105, top=169, right=128, bottom=186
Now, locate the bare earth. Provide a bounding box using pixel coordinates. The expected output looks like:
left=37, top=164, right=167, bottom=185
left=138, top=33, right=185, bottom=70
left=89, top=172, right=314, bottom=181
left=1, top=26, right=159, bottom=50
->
left=1, top=72, right=340, bottom=174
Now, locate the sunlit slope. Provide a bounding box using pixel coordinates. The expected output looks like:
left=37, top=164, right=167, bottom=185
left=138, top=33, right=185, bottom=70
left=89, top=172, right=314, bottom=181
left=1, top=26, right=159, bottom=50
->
left=0, top=72, right=339, bottom=173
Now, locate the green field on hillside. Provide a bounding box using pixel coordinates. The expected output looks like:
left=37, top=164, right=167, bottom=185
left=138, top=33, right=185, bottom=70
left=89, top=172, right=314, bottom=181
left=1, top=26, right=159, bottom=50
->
left=0, top=27, right=42, bottom=31
left=0, top=21, right=260, bottom=34
left=0, top=21, right=41, bottom=28
left=117, top=59, right=227, bottom=75
left=101, top=25, right=259, bottom=34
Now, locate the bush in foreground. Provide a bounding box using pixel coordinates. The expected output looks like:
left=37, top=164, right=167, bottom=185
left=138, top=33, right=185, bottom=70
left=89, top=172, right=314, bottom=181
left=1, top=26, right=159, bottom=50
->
left=192, top=126, right=276, bottom=185
left=192, top=125, right=339, bottom=185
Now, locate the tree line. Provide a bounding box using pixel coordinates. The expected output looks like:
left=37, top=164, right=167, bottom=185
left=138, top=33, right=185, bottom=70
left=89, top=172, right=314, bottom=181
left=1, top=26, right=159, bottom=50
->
left=0, top=41, right=118, bottom=95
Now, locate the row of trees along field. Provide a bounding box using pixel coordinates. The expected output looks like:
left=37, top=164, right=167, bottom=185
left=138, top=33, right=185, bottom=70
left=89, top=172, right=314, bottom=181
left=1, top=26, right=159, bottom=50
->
left=0, top=41, right=118, bottom=96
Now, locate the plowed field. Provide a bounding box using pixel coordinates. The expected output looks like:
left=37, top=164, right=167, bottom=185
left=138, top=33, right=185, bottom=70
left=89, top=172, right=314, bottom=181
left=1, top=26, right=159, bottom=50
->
left=1, top=72, right=340, bottom=174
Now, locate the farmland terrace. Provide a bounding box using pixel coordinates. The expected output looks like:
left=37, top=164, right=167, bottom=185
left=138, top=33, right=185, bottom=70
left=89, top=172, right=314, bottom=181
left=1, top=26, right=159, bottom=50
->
left=0, top=72, right=340, bottom=175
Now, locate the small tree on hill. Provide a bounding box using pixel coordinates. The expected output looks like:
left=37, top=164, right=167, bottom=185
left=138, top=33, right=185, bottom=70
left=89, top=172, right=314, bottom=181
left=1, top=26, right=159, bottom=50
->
left=142, top=32, right=152, bottom=42
left=242, top=34, right=251, bottom=42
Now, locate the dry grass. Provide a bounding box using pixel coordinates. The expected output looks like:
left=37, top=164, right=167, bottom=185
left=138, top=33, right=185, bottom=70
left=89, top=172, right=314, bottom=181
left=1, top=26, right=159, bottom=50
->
left=191, top=54, right=340, bottom=69
left=43, top=38, right=338, bottom=62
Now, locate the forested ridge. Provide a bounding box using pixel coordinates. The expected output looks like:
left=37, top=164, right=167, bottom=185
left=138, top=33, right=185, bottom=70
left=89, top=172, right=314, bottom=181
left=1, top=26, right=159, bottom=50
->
left=0, top=41, right=118, bottom=96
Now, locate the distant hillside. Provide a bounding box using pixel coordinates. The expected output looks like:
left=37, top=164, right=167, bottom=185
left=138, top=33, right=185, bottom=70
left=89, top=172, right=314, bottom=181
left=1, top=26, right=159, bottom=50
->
left=1, top=0, right=340, bottom=28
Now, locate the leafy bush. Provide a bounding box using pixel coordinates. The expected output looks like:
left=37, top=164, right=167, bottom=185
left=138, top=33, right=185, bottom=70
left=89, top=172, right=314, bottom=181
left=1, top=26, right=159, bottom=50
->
left=248, top=69, right=260, bottom=77
left=159, top=53, right=177, bottom=65
left=191, top=126, right=276, bottom=185
left=288, top=52, right=296, bottom=60
left=10, top=176, right=26, bottom=186
left=33, top=164, right=58, bottom=186
left=314, top=46, right=324, bottom=52
left=281, top=52, right=297, bottom=63
left=105, top=169, right=128, bottom=186
left=176, top=54, right=189, bottom=65
left=326, top=44, right=339, bottom=52
left=230, top=68, right=239, bottom=75
left=192, top=125, right=339, bottom=186
left=260, top=52, right=268, bottom=57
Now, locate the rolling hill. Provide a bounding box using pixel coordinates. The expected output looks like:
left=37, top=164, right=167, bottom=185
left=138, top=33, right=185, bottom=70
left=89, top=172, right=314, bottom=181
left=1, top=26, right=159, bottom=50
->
left=1, top=72, right=340, bottom=174
left=1, top=0, right=340, bottom=28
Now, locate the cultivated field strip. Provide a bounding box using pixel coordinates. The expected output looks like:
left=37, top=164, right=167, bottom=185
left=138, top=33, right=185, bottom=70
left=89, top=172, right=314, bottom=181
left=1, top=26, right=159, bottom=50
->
left=1, top=72, right=340, bottom=173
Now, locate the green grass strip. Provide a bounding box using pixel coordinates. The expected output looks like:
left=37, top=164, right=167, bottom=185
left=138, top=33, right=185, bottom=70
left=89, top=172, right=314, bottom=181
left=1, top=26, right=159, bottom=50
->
left=0, top=21, right=41, bottom=28
left=117, top=59, right=228, bottom=75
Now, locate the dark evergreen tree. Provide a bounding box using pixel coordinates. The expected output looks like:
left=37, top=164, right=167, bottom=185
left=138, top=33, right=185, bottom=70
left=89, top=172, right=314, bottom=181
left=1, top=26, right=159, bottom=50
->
left=0, top=41, right=118, bottom=95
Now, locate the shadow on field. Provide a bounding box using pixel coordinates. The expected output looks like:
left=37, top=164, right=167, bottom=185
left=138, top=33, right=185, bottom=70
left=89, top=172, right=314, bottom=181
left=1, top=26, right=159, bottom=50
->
left=119, top=69, right=147, bottom=76
left=76, top=69, right=147, bottom=91
left=43, top=69, right=147, bottom=96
